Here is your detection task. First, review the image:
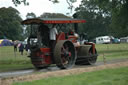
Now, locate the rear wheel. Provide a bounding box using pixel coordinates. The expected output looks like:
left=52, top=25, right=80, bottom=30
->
left=30, top=50, right=49, bottom=69
left=54, top=40, right=76, bottom=69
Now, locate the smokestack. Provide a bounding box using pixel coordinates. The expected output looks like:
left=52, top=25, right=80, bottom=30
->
left=73, top=13, right=78, bottom=33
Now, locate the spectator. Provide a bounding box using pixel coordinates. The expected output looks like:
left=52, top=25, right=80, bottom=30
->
left=19, top=43, right=24, bottom=55
left=13, top=41, right=18, bottom=52
left=25, top=44, right=29, bottom=55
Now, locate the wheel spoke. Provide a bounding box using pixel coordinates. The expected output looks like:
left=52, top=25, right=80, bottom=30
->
left=54, top=40, right=76, bottom=69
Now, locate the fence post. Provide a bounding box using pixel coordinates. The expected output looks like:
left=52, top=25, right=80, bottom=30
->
left=14, top=51, right=16, bottom=58
left=107, top=45, right=109, bottom=51
left=103, top=53, right=106, bottom=64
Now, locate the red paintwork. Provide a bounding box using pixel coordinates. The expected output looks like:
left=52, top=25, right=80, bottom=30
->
left=56, top=32, right=78, bottom=43
left=22, top=18, right=86, bottom=25
left=68, top=36, right=77, bottom=43
left=57, top=32, right=65, bottom=41
left=84, top=42, right=95, bottom=54
left=40, top=48, right=51, bottom=64
left=43, top=20, right=86, bottom=24
left=69, top=52, right=71, bottom=57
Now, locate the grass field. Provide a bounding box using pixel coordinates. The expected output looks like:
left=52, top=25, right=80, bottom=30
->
left=0, top=46, right=33, bottom=72
left=13, top=66, right=128, bottom=85
left=0, top=43, right=128, bottom=72
left=96, top=43, right=128, bottom=61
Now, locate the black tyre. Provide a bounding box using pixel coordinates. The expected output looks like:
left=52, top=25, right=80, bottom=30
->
left=54, top=40, right=77, bottom=69
left=87, top=48, right=98, bottom=65
left=75, top=46, right=98, bottom=65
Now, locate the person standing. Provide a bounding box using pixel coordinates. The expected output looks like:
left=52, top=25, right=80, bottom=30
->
left=49, top=24, right=58, bottom=58
left=25, top=44, right=29, bottom=55
left=13, top=41, right=18, bottom=52
left=19, top=43, right=24, bottom=55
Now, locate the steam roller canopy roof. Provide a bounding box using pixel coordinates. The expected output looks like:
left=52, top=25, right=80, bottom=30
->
left=22, top=18, right=86, bottom=25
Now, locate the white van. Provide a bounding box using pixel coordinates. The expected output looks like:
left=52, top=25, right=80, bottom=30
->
left=96, top=36, right=111, bottom=44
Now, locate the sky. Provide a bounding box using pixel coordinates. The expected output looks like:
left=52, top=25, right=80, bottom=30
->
left=0, top=0, right=82, bottom=19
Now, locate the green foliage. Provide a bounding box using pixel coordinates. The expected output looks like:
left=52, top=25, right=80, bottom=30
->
left=96, top=0, right=128, bottom=37
left=26, top=12, right=36, bottom=19
left=11, top=0, right=128, bottom=38
left=0, top=7, right=23, bottom=40
left=13, top=66, right=128, bottom=85
left=75, top=0, right=128, bottom=38
left=12, top=0, right=29, bottom=6
left=12, top=0, right=77, bottom=5
left=12, top=0, right=59, bottom=6
left=75, top=0, right=111, bottom=40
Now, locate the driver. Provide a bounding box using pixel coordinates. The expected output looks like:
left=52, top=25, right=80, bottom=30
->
left=49, top=24, right=58, bottom=57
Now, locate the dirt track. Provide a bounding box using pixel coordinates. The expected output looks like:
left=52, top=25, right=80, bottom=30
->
left=0, top=60, right=128, bottom=85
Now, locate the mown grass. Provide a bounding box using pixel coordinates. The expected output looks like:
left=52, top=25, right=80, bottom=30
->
left=13, top=66, right=128, bottom=85
left=96, top=43, right=128, bottom=61
left=0, top=64, right=33, bottom=72
left=0, top=46, right=33, bottom=72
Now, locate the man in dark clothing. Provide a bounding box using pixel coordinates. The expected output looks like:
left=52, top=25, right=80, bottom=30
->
left=25, top=44, right=30, bottom=55
left=14, top=41, right=18, bottom=52
left=19, top=43, right=24, bottom=55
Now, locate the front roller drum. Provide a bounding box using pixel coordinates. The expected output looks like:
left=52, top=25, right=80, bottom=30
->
left=87, top=48, right=98, bottom=65
left=54, top=40, right=77, bottom=69
left=76, top=46, right=98, bottom=65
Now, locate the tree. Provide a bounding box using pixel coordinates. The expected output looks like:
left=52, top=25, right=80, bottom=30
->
left=26, top=12, right=36, bottom=19
left=96, top=0, right=128, bottom=37
left=75, top=0, right=111, bottom=40
left=12, top=0, right=76, bottom=5
left=12, top=0, right=29, bottom=6
left=12, top=0, right=128, bottom=38
left=0, top=7, right=23, bottom=40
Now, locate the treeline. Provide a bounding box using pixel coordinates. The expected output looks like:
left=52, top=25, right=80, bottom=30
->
left=0, top=7, right=70, bottom=40
left=75, top=0, right=128, bottom=40
left=1, top=0, right=128, bottom=40
left=0, top=7, right=23, bottom=40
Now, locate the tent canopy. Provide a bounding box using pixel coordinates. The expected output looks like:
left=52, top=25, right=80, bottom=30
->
left=0, top=39, right=13, bottom=46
